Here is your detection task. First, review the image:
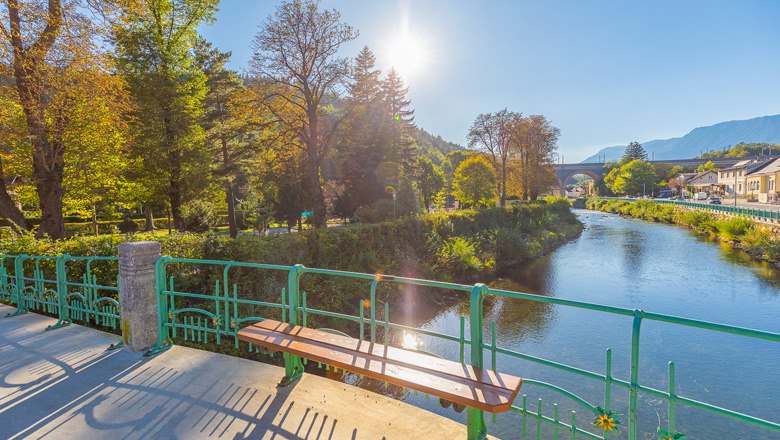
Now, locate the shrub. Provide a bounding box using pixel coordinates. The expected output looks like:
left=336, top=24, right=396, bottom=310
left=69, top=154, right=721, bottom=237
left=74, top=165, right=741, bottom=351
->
left=117, top=217, right=139, bottom=234
left=182, top=201, right=219, bottom=233
left=715, top=217, right=754, bottom=241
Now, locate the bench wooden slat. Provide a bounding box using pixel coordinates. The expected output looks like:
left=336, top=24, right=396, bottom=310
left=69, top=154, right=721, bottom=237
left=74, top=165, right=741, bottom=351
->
left=238, top=320, right=522, bottom=412
left=251, top=319, right=520, bottom=390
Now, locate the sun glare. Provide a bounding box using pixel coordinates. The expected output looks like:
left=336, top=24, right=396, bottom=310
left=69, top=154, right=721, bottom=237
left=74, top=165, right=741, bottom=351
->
left=385, top=32, right=428, bottom=81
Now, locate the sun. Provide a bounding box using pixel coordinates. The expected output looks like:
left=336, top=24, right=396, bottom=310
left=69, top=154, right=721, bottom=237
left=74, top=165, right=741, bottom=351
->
left=385, top=32, right=428, bottom=81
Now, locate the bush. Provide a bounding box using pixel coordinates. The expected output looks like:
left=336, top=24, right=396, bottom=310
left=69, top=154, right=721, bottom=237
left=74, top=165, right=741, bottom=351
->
left=182, top=201, right=219, bottom=233
left=436, top=237, right=489, bottom=280
left=715, top=217, right=754, bottom=241
left=117, top=217, right=139, bottom=234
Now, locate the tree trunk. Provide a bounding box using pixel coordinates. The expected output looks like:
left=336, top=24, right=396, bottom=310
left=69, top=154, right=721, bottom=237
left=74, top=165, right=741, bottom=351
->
left=92, top=205, right=98, bottom=236
left=8, top=0, right=65, bottom=239
left=0, top=159, right=27, bottom=231
left=169, top=179, right=184, bottom=231
left=221, top=135, right=238, bottom=238
left=34, top=156, right=65, bottom=239
left=143, top=204, right=155, bottom=231
left=307, top=160, right=327, bottom=228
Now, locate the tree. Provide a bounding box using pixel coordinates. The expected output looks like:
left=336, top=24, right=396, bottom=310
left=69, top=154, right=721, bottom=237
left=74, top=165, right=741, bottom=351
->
left=195, top=39, right=248, bottom=238
left=414, top=156, right=444, bottom=212
left=0, top=86, right=30, bottom=231
left=337, top=46, right=388, bottom=216
left=605, top=159, right=658, bottom=195
left=697, top=161, right=717, bottom=172
left=441, top=150, right=473, bottom=186
left=61, top=70, right=134, bottom=235
left=509, top=115, right=559, bottom=200
left=252, top=0, right=357, bottom=228
left=622, top=141, right=648, bottom=163
left=113, top=0, right=218, bottom=231
left=468, top=109, right=517, bottom=206
left=2, top=0, right=68, bottom=237
left=453, top=156, right=497, bottom=208
left=382, top=68, right=417, bottom=170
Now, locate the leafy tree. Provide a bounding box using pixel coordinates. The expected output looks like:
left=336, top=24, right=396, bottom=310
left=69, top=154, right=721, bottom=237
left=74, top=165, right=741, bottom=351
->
left=113, top=0, right=219, bottom=231
left=605, top=159, right=657, bottom=195
left=62, top=71, right=134, bottom=235
left=622, top=141, right=648, bottom=164
left=0, top=86, right=31, bottom=231
left=468, top=109, right=517, bottom=206
left=0, top=0, right=108, bottom=238
left=442, top=150, right=473, bottom=186
left=453, top=156, right=498, bottom=208
left=509, top=115, right=560, bottom=200
left=414, top=156, right=445, bottom=212
left=252, top=0, right=357, bottom=228
left=697, top=160, right=717, bottom=172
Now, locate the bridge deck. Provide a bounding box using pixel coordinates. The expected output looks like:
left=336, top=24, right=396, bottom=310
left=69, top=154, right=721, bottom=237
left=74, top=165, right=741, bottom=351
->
left=0, top=304, right=481, bottom=440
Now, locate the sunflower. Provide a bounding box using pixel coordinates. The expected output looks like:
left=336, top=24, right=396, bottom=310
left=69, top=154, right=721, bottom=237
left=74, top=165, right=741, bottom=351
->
left=592, top=406, right=620, bottom=433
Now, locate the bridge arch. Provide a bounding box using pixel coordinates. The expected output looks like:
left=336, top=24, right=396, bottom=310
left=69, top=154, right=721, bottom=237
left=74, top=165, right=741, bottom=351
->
left=557, top=169, right=601, bottom=197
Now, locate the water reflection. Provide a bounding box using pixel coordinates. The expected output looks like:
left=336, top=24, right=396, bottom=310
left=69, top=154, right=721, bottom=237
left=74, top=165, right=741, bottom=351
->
left=381, top=210, right=780, bottom=439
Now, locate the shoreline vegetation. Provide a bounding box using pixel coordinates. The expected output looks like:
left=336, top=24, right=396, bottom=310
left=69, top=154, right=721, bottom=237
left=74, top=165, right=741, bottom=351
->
left=0, top=199, right=582, bottom=360
left=0, top=198, right=582, bottom=300
left=586, top=198, right=780, bottom=266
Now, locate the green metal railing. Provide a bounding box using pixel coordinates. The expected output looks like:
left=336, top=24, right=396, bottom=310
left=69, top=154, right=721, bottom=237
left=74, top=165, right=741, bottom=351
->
left=143, top=256, right=780, bottom=440
left=0, top=254, right=122, bottom=349
left=609, top=197, right=780, bottom=223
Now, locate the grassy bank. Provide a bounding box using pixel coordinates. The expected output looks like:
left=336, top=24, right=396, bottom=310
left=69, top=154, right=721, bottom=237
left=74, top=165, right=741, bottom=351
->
left=586, top=198, right=780, bottom=263
left=1, top=200, right=582, bottom=325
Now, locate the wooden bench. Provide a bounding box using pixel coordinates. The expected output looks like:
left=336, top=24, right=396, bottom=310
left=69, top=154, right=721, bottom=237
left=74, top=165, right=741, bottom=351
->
left=237, top=319, right=522, bottom=413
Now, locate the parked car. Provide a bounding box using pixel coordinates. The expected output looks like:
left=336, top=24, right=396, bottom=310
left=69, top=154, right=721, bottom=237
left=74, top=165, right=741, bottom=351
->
left=707, top=197, right=721, bottom=205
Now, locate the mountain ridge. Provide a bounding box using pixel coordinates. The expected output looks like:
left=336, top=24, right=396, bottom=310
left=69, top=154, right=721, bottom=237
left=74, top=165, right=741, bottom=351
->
left=582, top=114, right=780, bottom=163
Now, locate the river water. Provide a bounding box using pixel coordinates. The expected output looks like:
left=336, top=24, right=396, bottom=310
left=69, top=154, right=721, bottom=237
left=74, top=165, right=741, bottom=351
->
left=358, top=210, right=780, bottom=439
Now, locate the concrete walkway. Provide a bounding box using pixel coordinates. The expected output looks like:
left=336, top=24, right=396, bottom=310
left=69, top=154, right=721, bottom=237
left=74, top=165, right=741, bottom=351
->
left=0, top=305, right=473, bottom=439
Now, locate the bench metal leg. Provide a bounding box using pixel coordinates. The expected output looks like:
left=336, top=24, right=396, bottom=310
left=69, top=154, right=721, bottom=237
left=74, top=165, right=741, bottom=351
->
left=279, top=352, right=304, bottom=387
left=467, top=407, right=487, bottom=440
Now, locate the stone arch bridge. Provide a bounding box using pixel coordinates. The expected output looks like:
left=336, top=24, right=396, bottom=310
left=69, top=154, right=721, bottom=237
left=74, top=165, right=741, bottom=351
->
left=554, top=158, right=742, bottom=196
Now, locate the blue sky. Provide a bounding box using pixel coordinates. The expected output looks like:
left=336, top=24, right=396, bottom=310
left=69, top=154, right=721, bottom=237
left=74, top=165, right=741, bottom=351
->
left=200, top=0, right=780, bottom=162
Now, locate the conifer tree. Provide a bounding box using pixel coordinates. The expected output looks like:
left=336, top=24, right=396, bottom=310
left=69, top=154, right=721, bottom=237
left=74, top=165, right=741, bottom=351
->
left=195, top=39, right=247, bottom=238
left=622, top=141, right=648, bottom=163
left=382, top=68, right=417, bottom=170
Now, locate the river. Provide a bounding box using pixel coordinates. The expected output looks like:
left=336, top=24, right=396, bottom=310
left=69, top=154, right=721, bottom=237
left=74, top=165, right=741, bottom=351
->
left=351, top=210, right=780, bottom=439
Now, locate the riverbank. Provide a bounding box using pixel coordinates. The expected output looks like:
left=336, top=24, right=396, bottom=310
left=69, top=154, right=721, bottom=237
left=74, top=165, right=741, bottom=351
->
left=1, top=199, right=582, bottom=327
left=586, top=198, right=780, bottom=266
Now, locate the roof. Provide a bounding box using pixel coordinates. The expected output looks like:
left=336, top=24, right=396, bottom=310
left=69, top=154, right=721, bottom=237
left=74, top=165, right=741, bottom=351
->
left=748, top=157, right=780, bottom=177
left=721, top=158, right=773, bottom=172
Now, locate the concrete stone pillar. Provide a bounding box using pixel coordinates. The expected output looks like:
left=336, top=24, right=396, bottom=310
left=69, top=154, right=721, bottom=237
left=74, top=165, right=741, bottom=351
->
left=118, top=241, right=161, bottom=352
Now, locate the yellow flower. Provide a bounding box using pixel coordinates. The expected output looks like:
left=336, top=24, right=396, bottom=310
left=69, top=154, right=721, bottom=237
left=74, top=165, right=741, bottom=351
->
left=595, top=413, right=617, bottom=432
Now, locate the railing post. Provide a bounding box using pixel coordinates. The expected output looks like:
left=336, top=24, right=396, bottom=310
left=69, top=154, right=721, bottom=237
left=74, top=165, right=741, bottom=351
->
left=7, top=255, right=28, bottom=316
left=145, top=255, right=173, bottom=356
left=46, top=255, right=71, bottom=330
left=117, top=241, right=161, bottom=353
left=628, top=310, right=643, bottom=440
left=467, top=283, right=488, bottom=440
left=279, top=264, right=305, bottom=386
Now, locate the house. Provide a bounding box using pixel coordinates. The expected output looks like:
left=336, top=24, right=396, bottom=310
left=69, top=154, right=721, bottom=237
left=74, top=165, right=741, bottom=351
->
left=717, top=158, right=774, bottom=196
left=744, top=157, right=780, bottom=203
left=688, top=170, right=719, bottom=194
